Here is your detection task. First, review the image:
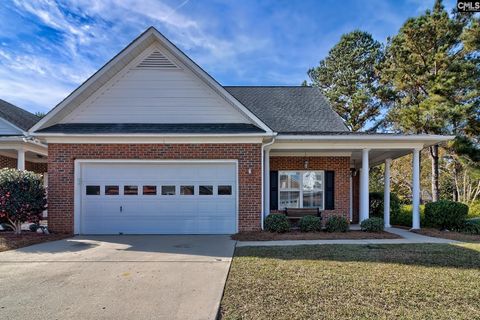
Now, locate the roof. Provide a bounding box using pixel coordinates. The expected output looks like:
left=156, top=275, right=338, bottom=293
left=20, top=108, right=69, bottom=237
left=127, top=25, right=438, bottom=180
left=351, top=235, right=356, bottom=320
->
left=35, top=123, right=265, bottom=135
left=224, top=86, right=348, bottom=133
left=0, top=99, right=40, bottom=131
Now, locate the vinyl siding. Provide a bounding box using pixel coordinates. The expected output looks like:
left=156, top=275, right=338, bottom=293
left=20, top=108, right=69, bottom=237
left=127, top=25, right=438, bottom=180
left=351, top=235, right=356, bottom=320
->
left=60, top=47, right=250, bottom=124
left=0, top=118, right=22, bottom=135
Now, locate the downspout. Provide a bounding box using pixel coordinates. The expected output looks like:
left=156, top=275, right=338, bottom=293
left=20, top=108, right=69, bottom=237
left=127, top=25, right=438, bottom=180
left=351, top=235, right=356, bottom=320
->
left=261, top=136, right=276, bottom=230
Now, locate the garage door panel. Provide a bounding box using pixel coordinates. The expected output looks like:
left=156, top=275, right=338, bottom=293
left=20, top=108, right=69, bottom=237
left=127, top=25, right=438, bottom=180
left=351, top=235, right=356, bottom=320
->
left=80, top=162, right=237, bottom=234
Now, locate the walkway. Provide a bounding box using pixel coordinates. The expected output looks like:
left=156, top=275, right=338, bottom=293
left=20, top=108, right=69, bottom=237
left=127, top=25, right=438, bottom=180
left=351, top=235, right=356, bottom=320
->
left=236, top=227, right=458, bottom=247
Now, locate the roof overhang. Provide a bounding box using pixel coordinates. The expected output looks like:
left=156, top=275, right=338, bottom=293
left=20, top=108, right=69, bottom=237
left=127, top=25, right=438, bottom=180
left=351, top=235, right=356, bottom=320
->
left=0, top=136, right=48, bottom=156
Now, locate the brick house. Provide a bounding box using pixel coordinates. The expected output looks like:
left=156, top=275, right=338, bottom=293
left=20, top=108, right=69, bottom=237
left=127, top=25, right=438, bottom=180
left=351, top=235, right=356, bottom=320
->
left=29, top=27, right=451, bottom=235
left=0, top=99, right=47, bottom=174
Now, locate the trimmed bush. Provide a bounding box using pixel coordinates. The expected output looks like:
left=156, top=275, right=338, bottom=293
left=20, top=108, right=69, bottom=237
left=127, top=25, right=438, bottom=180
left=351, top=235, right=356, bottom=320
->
left=264, top=214, right=290, bottom=233
left=360, top=217, right=384, bottom=232
left=424, top=200, right=469, bottom=230
left=299, top=215, right=321, bottom=232
left=325, top=216, right=349, bottom=233
left=369, top=192, right=401, bottom=218
left=0, top=168, right=47, bottom=234
left=460, top=220, right=480, bottom=235
left=29, top=223, right=40, bottom=232
left=391, top=205, right=425, bottom=227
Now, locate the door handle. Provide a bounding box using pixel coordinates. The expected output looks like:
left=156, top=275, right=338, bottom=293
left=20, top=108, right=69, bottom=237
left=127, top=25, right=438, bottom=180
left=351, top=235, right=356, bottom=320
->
left=120, top=206, right=123, bottom=212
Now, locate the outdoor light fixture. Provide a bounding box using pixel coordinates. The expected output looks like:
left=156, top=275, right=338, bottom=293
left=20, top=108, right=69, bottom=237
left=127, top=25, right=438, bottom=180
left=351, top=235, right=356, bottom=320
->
left=304, top=159, right=309, bottom=169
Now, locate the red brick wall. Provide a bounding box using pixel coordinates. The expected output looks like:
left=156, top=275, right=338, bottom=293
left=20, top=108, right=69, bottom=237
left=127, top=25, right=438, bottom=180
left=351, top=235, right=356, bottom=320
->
left=0, top=155, right=47, bottom=174
left=48, top=143, right=262, bottom=234
left=270, top=156, right=351, bottom=222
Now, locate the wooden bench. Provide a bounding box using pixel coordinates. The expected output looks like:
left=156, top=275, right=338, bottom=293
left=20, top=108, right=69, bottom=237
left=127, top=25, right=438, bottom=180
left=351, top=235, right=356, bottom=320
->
left=285, top=208, right=322, bottom=224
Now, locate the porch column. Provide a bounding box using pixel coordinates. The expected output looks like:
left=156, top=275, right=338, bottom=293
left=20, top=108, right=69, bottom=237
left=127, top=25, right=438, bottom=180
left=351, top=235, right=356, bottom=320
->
left=359, top=148, right=370, bottom=222
left=412, top=148, right=421, bottom=229
left=264, top=147, right=271, bottom=217
left=384, top=158, right=392, bottom=228
left=17, top=148, right=25, bottom=171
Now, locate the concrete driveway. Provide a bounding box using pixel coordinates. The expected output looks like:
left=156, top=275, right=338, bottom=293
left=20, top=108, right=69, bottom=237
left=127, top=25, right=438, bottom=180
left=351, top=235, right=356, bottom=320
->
left=0, top=235, right=235, bottom=320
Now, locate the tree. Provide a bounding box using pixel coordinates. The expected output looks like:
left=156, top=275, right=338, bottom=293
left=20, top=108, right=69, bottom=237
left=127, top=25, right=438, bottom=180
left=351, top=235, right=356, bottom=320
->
left=381, top=0, right=480, bottom=201
left=0, top=169, right=46, bottom=234
left=308, top=30, right=385, bottom=131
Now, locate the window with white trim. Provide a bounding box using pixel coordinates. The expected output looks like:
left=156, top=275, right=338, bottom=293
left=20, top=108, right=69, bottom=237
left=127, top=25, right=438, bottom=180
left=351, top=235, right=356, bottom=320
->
left=279, top=171, right=324, bottom=210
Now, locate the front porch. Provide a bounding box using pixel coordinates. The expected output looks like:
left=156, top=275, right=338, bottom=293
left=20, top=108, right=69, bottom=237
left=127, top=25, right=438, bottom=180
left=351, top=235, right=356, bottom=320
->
left=0, top=136, right=48, bottom=173
left=263, top=134, right=452, bottom=229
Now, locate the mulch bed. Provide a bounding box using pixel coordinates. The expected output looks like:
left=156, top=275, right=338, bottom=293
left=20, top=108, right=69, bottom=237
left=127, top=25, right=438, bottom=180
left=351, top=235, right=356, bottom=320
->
left=232, top=230, right=401, bottom=241
left=413, top=228, right=480, bottom=243
left=0, top=232, right=71, bottom=252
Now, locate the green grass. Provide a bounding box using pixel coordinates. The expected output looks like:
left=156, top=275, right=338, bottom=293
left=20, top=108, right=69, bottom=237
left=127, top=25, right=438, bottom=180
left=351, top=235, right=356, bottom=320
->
left=220, top=244, right=480, bottom=320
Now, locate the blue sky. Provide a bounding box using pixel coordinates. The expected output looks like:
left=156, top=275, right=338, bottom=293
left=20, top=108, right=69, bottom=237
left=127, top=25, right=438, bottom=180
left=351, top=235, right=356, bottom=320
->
left=0, top=0, right=456, bottom=113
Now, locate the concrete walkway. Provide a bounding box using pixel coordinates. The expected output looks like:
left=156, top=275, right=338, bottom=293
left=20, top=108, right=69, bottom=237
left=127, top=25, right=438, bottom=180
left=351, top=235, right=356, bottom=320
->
left=236, top=227, right=458, bottom=247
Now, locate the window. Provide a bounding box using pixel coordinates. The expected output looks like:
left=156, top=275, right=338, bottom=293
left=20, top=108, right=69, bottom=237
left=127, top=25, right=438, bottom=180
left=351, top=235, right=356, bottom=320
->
left=124, top=185, right=138, bottom=195
left=86, top=185, right=100, bottom=195
left=105, top=185, right=119, bottom=195
left=180, top=185, right=195, bottom=195
left=199, top=185, right=213, bottom=195
left=218, top=185, right=232, bottom=195
left=279, top=171, right=324, bottom=209
left=143, top=185, right=157, bottom=195
left=161, top=185, right=176, bottom=195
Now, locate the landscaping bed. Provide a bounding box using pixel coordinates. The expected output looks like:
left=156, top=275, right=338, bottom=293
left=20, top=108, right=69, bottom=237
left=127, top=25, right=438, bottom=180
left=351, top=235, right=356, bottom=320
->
left=413, top=228, right=480, bottom=243
left=220, top=243, right=480, bottom=320
left=232, top=230, right=400, bottom=241
left=0, top=232, right=70, bottom=252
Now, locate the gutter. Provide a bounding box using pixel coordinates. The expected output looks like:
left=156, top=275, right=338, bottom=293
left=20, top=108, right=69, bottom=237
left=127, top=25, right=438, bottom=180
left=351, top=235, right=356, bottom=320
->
left=260, top=135, right=276, bottom=230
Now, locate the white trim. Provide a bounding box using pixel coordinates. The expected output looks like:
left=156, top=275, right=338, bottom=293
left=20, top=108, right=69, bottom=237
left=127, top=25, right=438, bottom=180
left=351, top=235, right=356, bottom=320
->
left=278, top=170, right=325, bottom=210
left=271, top=141, right=426, bottom=150
left=270, top=151, right=352, bottom=157
left=73, top=159, right=239, bottom=235
left=275, top=134, right=454, bottom=142
left=30, top=27, right=272, bottom=134
left=38, top=135, right=266, bottom=144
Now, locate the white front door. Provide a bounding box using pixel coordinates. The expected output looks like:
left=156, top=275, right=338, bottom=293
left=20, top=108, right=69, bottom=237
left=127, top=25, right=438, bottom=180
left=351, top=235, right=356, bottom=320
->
left=79, top=161, right=237, bottom=234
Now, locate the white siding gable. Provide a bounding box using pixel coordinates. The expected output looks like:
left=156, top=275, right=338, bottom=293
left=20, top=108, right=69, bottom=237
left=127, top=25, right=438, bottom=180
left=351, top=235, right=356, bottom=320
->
left=0, top=118, right=22, bottom=135
left=60, top=45, right=250, bottom=124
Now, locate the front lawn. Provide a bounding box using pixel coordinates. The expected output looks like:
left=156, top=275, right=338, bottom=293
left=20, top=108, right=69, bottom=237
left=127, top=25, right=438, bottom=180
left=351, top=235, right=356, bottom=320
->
left=232, top=230, right=400, bottom=241
left=414, top=228, right=480, bottom=243
left=0, top=232, right=69, bottom=252
left=220, top=244, right=480, bottom=319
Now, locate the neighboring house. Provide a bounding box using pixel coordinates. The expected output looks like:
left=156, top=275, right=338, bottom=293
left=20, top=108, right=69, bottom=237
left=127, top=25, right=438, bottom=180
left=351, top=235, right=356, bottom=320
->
left=0, top=99, right=47, bottom=174
left=30, top=27, right=451, bottom=235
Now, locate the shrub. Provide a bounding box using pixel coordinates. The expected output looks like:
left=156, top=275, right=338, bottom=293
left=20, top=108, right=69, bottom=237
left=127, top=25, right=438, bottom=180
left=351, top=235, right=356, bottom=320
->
left=0, top=169, right=46, bottom=234
left=391, top=204, right=425, bottom=227
left=459, top=220, right=480, bottom=235
left=325, top=216, right=349, bottom=233
left=424, top=200, right=469, bottom=230
left=264, top=214, right=290, bottom=233
left=29, top=223, right=40, bottom=232
left=360, top=217, right=384, bottom=232
left=369, top=192, right=401, bottom=218
left=299, top=215, right=321, bottom=232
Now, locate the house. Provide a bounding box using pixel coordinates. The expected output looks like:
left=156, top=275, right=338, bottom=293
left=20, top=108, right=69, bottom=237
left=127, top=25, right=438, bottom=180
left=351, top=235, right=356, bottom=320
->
left=30, top=27, right=451, bottom=235
left=0, top=99, right=47, bottom=174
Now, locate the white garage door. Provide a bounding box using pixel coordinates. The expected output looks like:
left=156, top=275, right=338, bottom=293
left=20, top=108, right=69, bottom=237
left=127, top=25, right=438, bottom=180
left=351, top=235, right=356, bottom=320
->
left=79, top=162, right=237, bottom=234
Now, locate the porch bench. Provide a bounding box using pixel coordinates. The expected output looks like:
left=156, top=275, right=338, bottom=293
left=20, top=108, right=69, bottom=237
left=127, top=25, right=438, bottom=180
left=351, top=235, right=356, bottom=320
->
left=285, top=208, right=322, bottom=223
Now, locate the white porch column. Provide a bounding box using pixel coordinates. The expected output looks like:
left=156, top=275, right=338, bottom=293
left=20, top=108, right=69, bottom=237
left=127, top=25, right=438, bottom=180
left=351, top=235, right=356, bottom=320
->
left=264, top=148, right=271, bottom=216
left=412, top=148, right=421, bottom=229
left=384, top=158, right=392, bottom=228
left=359, top=148, right=370, bottom=222
left=17, top=148, right=25, bottom=171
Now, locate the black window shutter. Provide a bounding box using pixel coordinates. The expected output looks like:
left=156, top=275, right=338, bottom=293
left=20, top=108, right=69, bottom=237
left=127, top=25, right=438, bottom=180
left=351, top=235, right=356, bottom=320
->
left=325, top=171, right=335, bottom=210
left=270, top=171, right=278, bottom=211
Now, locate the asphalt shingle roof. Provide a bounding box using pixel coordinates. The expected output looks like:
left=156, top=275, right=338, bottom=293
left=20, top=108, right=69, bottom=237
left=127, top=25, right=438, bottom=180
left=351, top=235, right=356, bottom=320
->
left=224, top=86, right=348, bottom=133
left=36, top=123, right=265, bottom=134
left=0, top=99, right=40, bottom=131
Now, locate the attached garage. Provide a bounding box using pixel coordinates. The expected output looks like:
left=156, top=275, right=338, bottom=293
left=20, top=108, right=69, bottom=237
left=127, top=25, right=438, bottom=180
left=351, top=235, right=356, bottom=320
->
left=75, top=161, right=237, bottom=235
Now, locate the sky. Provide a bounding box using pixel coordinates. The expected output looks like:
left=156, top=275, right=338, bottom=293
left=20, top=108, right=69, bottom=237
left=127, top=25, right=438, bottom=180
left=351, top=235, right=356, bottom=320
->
left=0, top=0, right=457, bottom=114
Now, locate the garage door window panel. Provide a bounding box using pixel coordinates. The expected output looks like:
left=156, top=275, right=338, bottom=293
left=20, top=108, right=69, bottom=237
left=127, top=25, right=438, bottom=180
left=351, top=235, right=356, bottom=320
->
left=86, top=185, right=100, bottom=195
left=180, top=185, right=195, bottom=195
left=218, top=185, right=232, bottom=195
left=143, top=185, right=157, bottom=195
left=161, top=185, right=176, bottom=195
left=105, top=185, right=119, bottom=195
left=124, top=185, right=138, bottom=195
left=199, top=185, right=213, bottom=195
